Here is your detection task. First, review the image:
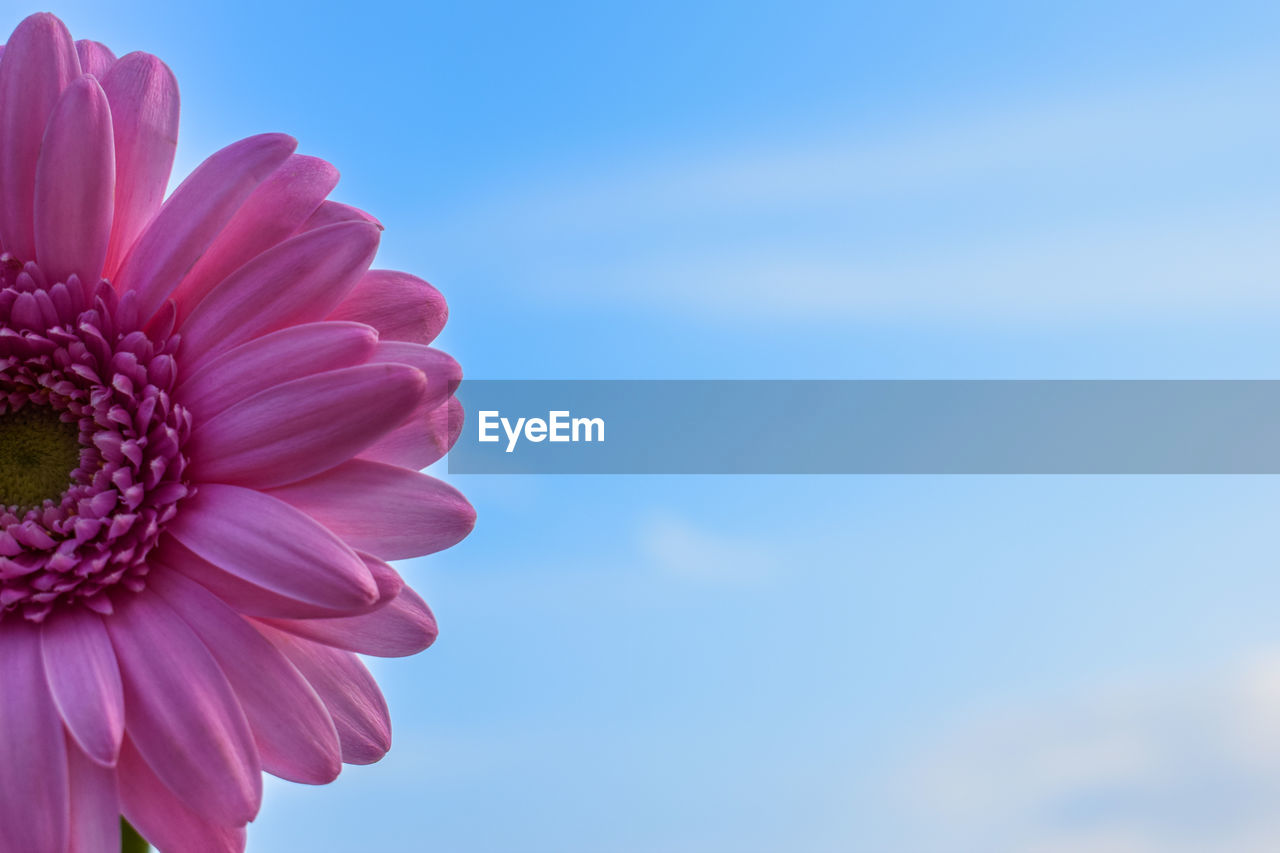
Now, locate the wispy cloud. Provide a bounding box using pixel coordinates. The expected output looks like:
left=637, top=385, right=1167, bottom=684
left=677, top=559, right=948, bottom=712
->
left=439, top=57, right=1280, bottom=324
left=639, top=514, right=777, bottom=583
left=891, top=653, right=1280, bottom=852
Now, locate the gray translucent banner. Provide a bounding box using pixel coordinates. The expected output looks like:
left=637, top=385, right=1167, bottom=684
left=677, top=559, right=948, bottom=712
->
left=447, top=380, right=1280, bottom=474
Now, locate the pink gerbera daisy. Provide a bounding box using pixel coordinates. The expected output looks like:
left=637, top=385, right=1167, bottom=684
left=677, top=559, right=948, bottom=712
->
left=0, top=12, right=473, bottom=852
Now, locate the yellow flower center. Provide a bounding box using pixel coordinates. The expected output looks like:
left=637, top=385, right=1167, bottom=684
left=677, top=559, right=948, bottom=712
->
left=0, top=406, right=81, bottom=510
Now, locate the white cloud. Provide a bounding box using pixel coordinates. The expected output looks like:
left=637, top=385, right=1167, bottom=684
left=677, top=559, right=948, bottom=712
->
left=548, top=205, right=1280, bottom=322
left=638, top=514, right=776, bottom=583
left=471, top=59, right=1279, bottom=231
left=441, top=57, right=1280, bottom=324
left=890, top=653, right=1280, bottom=853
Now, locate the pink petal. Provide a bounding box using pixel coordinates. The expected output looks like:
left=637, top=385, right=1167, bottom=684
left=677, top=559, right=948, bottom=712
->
left=113, top=133, right=296, bottom=320
left=355, top=343, right=461, bottom=470
left=156, top=537, right=381, bottom=621
left=263, top=584, right=438, bottom=658
left=175, top=321, right=378, bottom=422
left=100, top=52, right=180, bottom=280
left=328, top=269, right=448, bottom=344
left=74, top=39, right=116, bottom=78
left=107, top=591, right=262, bottom=826
left=178, top=220, right=380, bottom=366
left=40, top=607, right=124, bottom=766
left=34, top=74, right=115, bottom=285
left=268, top=458, right=475, bottom=560
left=361, top=392, right=465, bottom=470
left=0, top=13, right=80, bottom=262
left=67, top=739, right=120, bottom=853
left=118, top=737, right=247, bottom=852
left=372, top=341, right=461, bottom=412
left=361, top=551, right=407, bottom=603
left=167, top=484, right=379, bottom=614
left=298, top=199, right=382, bottom=232
left=172, top=154, right=339, bottom=322
left=258, top=624, right=393, bottom=765
left=190, top=363, right=427, bottom=488
left=151, top=570, right=342, bottom=785
left=0, top=621, right=69, bottom=852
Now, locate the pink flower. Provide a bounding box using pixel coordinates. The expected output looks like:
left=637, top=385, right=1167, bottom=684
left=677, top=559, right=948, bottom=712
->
left=0, top=12, right=474, bottom=852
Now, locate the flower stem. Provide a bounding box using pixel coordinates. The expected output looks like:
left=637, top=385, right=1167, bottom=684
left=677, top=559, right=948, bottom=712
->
left=121, top=818, right=149, bottom=852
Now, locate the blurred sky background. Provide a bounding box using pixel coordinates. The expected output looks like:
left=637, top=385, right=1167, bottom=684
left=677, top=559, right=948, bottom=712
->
left=21, top=1, right=1280, bottom=850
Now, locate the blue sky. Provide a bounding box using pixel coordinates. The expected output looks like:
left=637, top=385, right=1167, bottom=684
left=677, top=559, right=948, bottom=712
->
left=24, top=1, right=1280, bottom=850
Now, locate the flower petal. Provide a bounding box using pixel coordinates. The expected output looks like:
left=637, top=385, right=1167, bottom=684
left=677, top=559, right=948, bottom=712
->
left=329, top=269, right=448, bottom=345
left=107, top=591, right=262, bottom=826
left=175, top=321, right=377, bottom=422
left=258, top=624, right=393, bottom=765
left=172, top=154, right=339, bottom=321
left=100, top=52, right=180, bottom=279
left=157, top=537, right=380, bottom=620
left=74, top=39, right=115, bottom=77
left=263, top=584, right=438, bottom=658
left=268, top=458, right=475, bottom=561
left=361, top=393, right=465, bottom=470
left=167, top=484, right=379, bottom=613
left=113, top=132, right=296, bottom=320
left=298, top=199, right=382, bottom=232
left=354, top=343, right=461, bottom=471
left=67, top=739, right=120, bottom=853
left=117, top=737, right=247, bottom=852
left=0, top=621, right=69, bottom=852
left=151, top=569, right=342, bottom=785
left=178, top=220, right=380, bottom=366
left=40, top=607, right=124, bottom=767
left=372, top=341, right=461, bottom=411
left=361, top=551, right=407, bottom=603
left=0, top=13, right=80, bottom=261
left=190, top=363, right=427, bottom=488
left=34, top=74, right=115, bottom=285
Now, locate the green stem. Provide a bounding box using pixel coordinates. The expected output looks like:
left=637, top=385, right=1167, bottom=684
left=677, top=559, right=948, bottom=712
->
left=121, top=818, right=149, bottom=852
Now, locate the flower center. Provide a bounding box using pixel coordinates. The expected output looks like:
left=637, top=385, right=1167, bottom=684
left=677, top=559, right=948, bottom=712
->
left=0, top=258, right=191, bottom=621
left=0, top=405, right=82, bottom=510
